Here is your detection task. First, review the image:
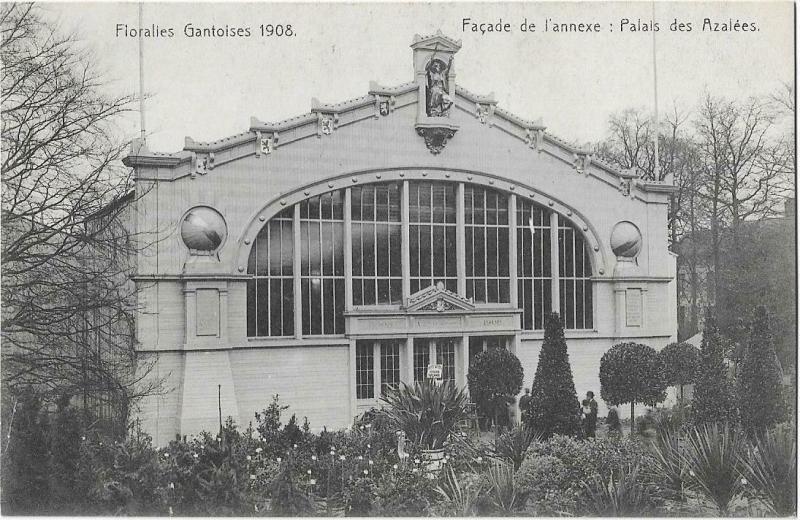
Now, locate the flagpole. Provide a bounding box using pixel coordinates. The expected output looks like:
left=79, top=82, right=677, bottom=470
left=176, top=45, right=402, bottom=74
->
left=652, top=0, right=660, bottom=181
left=138, top=2, right=146, bottom=144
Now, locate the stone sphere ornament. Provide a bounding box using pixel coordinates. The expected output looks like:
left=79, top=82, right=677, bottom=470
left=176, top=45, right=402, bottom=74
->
left=180, top=206, right=227, bottom=253
left=610, top=221, right=642, bottom=259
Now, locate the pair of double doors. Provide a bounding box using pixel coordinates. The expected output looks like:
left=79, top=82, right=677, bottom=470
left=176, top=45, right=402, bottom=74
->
left=412, top=337, right=457, bottom=384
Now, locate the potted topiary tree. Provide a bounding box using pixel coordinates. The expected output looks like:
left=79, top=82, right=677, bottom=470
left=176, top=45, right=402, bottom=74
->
left=467, top=347, right=524, bottom=440
left=379, top=380, right=469, bottom=470
left=599, top=342, right=667, bottom=435
left=659, top=341, right=700, bottom=407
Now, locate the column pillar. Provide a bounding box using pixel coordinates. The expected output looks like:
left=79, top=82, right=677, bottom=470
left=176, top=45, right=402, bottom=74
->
left=404, top=336, right=415, bottom=384
left=402, top=181, right=411, bottom=302
left=344, top=188, right=353, bottom=310
left=456, top=183, right=467, bottom=297
left=550, top=211, right=560, bottom=313
left=461, top=334, right=470, bottom=392
left=293, top=204, right=303, bottom=337
left=349, top=339, right=357, bottom=423
left=373, top=341, right=381, bottom=402
left=508, top=194, right=518, bottom=307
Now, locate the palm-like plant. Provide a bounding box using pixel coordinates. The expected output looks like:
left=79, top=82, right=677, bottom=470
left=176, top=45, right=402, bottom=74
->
left=434, top=465, right=484, bottom=516
left=379, top=380, right=469, bottom=450
left=484, top=460, right=525, bottom=514
left=741, top=425, right=797, bottom=515
left=648, top=426, right=688, bottom=501
left=492, top=425, right=542, bottom=470
left=581, top=464, right=652, bottom=516
left=682, top=423, right=746, bottom=515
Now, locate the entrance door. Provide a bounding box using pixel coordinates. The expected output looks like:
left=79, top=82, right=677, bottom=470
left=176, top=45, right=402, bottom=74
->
left=413, top=337, right=458, bottom=384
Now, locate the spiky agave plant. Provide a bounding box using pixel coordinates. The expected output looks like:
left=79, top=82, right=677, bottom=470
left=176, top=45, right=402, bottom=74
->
left=379, top=380, right=469, bottom=450
left=492, top=425, right=543, bottom=470
left=434, top=465, right=484, bottom=516
left=647, top=426, right=688, bottom=502
left=682, top=423, right=747, bottom=515
left=580, top=464, right=652, bottom=516
left=741, top=425, right=796, bottom=515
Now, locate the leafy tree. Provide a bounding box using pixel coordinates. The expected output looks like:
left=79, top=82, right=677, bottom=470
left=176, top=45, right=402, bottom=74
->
left=659, top=342, right=700, bottom=405
left=600, top=342, right=667, bottom=434
left=691, top=310, right=738, bottom=426
left=737, top=306, right=785, bottom=436
left=526, top=313, right=582, bottom=438
left=468, top=347, right=523, bottom=437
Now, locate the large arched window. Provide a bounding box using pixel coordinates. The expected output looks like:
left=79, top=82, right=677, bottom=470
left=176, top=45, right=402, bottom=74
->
left=245, top=179, right=594, bottom=337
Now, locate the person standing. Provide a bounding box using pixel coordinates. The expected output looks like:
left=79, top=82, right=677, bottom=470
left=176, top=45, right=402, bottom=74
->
left=582, top=391, right=598, bottom=438
left=519, top=388, right=532, bottom=425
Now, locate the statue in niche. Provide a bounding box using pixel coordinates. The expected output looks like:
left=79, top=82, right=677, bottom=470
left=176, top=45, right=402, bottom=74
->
left=425, top=56, right=453, bottom=117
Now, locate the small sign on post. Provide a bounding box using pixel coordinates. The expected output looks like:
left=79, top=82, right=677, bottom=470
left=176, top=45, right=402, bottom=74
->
left=426, top=363, right=443, bottom=382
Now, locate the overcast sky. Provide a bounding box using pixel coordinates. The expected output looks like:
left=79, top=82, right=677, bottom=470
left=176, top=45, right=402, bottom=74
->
left=42, top=2, right=794, bottom=154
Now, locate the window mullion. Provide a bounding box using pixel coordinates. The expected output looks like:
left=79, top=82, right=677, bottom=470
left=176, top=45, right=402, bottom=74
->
left=456, top=182, right=466, bottom=296
left=401, top=180, right=410, bottom=302
left=509, top=194, right=518, bottom=307
left=550, top=211, right=560, bottom=313
left=344, top=188, right=353, bottom=311
left=293, top=204, right=303, bottom=338
left=373, top=341, right=381, bottom=399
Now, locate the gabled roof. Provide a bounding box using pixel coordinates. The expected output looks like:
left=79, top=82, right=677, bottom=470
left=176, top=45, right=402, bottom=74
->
left=405, top=283, right=475, bottom=312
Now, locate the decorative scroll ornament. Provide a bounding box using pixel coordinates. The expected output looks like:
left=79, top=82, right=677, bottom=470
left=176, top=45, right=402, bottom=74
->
left=406, top=282, right=474, bottom=312
left=376, top=95, right=395, bottom=117
left=416, top=126, right=457, bottom=155
left=425, top=57, right=453, bottom=117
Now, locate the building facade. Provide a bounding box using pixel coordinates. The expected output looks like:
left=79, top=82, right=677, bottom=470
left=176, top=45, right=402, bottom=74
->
left=126, top=33, right=677, bottom=445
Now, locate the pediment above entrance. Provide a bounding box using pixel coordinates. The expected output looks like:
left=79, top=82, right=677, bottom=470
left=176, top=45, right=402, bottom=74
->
left=405, top=283, right=474, bottom=313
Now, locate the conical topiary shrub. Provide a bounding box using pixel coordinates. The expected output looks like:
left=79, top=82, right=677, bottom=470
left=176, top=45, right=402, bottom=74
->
left=691, top=309, right=738, bottom=426
left=525, top=312, right=582, bottom=437
left=737, top=306, right=786, bottom=436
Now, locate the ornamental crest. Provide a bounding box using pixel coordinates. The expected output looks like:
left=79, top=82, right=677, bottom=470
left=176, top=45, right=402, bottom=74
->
left=406, top=282, right=474, bottom=312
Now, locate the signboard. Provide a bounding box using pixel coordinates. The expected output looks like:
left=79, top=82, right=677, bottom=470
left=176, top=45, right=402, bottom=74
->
left=426, top=364, right=443, bottom=380
left=625, top=288, right=643, bottom=327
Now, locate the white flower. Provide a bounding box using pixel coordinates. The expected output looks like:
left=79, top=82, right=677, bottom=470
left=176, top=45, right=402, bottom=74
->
left=330, top=450, right=335, bottom=456
left=476, top=457, right=483, bottom=463
left=741, top=478, right=748, bottom=485
left=331, top=446, right=336, bottom=452
left=414, top=458, right=420, bottom=464
left=255, top=447, right=263, bottom=453
left=360, top=425, right=365, bottom=430
left=250, top=474, right=256, bottom=480
left=293, top=443, right=298, bottom=448
left=216, top=437, right=221, bottom=442
left=689, top=470, right=695, bottom=477
left=310, top=479, right=316, bottom=485
left=276, top=457, right=282, bottom=462
left=366, top=424, right=372, bottom=429
left=193, top=452, right=199, bottom=458
left=169, top=482, right=175, bottom=489
left=367, top=444, right=371, bottom=448
left=163, top=452, right=170, bottom=458
left=393, top=464, right=398, bottom=470
left=358, top=455, right=363, bottom=460
left=412, top=468, right=418, bottom=473
left=339, top=455, right=346, bottom=461
left=254, top=505, right=259, bottom=512
left=81, top=436, right=86, bottom=441
left=246, top=455, right=252, bottom=461
left=363, top=469, right=368, bottom=475
left=312, top=455, right=317, bottom=461
left=307, top=469, right=312, bottom=475
left=368, top=460, right=373, bottom=465
left=168, top=506, right=174, bottom=517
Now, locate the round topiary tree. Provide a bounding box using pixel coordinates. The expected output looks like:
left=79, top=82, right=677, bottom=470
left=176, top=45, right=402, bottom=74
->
left=526, top=313, right=582, bottom=438
left=659, top=341, right=700, bottom=406
left=600, top=342, right=667, bottom=434
left=691, top=310, right=738, bottom=427
left=737, top=306, right=786, bottom=437
left=467, top=347, right=523, bottom=437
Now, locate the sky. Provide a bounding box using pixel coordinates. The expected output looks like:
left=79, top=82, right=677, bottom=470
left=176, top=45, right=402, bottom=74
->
left=41, top=1, right=795, bottom=154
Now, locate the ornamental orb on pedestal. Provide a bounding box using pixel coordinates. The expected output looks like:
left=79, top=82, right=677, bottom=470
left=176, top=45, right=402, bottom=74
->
left=610, top=221, right=642, bottom=260
left=180, top=206, right=227, bottom=255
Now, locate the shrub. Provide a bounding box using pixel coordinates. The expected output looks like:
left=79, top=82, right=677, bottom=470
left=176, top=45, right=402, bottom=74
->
left=737, top=306, right=786, bottom=436
left=691, top=311, right=738, bottom=426
left=514, top=454, right=577, bottom=514
left=741, top=423, right=796, bottom=515
left=468, top=347, right=524, bottom=435
left=373, top=462, right=437, bottom=516
left=682, top=423, right=747, bottom=515
left=481, top=460, right=525, bottom=514
left=379, top=380, right=468, bottom=450
left=600, top=342, right=667, bottom=434
left=526, top=312, right=582, bottom=437
left=658, top=342, right=700, bottom=405
left=492, top=425, right=542, bottom=470
left=606, top=408, right=622, bottom=437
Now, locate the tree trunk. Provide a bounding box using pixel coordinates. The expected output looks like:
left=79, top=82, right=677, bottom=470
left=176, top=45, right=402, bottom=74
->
left=630, top=402, right=635, bottom=435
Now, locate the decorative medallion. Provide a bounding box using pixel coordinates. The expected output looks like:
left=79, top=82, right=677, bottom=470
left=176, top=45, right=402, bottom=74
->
left=416, top=126, right=457, bottom=155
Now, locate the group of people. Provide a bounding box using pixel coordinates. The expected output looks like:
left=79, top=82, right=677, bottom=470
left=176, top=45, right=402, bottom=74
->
left=518, top=389, right=598, bottom=438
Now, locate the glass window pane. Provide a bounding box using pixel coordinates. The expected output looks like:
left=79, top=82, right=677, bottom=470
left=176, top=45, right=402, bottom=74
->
left=389, top=225, right=401, bottom=277
left=390, top=280, right=402, bottom=305
left=362, top=223, right=375, bottom=276
left=487, top=227, right=498, bottom=277
left=445, top=227, right=457, bottom=277
left=419, top=226, right=431, bottom=277
left=433, top=226, right=444, bottom=277
left=270, top=279, right=282, bottom=336
left=247, top=279, right=257, bottom=336
left=352, top=223, right=363, bottom=276
left=498, top=228, right=509, bottom=277
left=257, top=279, right=270, bottom=337
left=377, top=223, right=389, bottom=276
left=283, top=279, right=294, bottom=336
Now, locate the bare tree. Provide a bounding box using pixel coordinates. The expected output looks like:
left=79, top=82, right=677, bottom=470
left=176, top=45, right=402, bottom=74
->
left=1, top=3, right=157, bottom=432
